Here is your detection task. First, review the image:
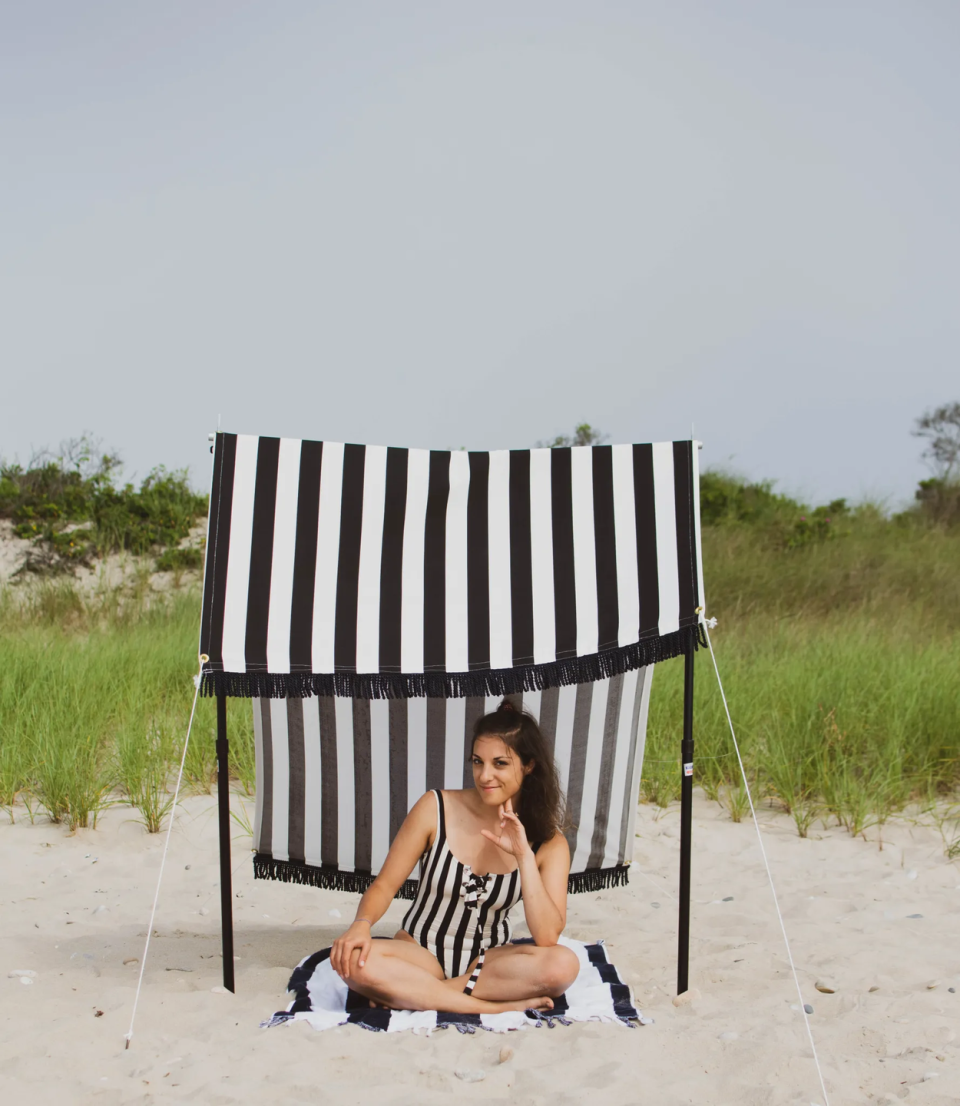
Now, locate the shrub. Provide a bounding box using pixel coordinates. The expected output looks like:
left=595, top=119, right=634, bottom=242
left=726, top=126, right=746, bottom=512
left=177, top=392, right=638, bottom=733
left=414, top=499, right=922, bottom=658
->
left=155, top=546, right=204, bottom=573
left=698, top=471, right=802, bottom=527
left=1, top=437, right=207, bottom=574
left=912, top=478, right=960, bottom=526
left=699, top=471, right=850, bottom=550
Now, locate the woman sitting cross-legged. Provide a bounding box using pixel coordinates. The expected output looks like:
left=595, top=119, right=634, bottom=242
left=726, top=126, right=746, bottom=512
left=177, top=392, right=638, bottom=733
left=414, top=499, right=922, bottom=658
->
left=329, top=699, right=581, bottom=1014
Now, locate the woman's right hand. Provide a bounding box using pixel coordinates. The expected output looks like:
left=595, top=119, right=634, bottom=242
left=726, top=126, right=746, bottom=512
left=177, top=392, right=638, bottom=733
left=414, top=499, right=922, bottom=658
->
left=330, top=919, right=372, bottom=980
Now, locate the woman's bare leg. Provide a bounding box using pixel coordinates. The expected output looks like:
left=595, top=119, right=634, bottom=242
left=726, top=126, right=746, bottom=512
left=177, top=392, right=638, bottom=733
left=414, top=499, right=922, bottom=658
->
left=443, top=943, right=580, bottom=1002
left=342, top=939, right=554, bottom=1014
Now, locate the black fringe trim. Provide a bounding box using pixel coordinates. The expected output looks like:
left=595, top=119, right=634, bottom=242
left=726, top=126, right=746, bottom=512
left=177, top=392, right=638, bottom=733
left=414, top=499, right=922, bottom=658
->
left=253, top=854, right=629, bottom=897
left=202, top=624, right=704, bottom=700
left=253, top=854, right=420, bottom=899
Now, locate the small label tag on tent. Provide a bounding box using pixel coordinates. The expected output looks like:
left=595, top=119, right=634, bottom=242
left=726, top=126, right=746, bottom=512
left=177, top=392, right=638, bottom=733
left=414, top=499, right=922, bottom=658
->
left=683, top=762, right=693, bottom=777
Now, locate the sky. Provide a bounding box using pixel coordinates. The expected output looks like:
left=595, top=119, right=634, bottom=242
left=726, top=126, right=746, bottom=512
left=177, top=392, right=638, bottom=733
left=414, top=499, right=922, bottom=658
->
left=2, top=1, right=958, bottom=507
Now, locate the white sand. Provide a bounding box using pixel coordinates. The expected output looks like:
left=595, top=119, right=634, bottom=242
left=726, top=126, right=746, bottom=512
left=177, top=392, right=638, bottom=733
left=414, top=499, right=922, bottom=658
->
left=0, top=521, right=34, bottom=583
left=0, top=522, right=205, bottom=591
left=2, top=791, right=958, bottom=1105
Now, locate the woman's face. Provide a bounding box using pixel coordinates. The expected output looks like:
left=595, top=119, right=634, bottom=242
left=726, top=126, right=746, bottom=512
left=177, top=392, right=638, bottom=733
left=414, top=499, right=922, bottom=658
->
left=471, top=735, right=532, bottom=808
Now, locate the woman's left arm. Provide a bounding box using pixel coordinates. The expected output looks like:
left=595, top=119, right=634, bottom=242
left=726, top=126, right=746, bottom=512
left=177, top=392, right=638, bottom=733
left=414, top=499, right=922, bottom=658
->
left=517, top=834, right=570, bottom=946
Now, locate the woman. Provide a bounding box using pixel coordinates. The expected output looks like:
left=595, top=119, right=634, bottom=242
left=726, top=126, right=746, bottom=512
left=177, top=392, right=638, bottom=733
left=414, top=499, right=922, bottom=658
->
left=330, top=700, right=581, bottom=1014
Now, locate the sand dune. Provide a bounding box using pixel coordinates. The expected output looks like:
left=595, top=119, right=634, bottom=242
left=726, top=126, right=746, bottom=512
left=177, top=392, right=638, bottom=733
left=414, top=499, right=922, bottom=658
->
left=0, top=521, right=205, bottom=592
left=2, top=791, right=957, bottom=1105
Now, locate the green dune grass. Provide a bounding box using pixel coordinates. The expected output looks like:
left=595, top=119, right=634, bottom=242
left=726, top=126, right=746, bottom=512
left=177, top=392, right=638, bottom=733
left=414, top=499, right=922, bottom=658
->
left=645, top=520, right=960, bottom=844
left=0, top=587, right=256, bottom=830
left=1, top=515, right=958, bottom=846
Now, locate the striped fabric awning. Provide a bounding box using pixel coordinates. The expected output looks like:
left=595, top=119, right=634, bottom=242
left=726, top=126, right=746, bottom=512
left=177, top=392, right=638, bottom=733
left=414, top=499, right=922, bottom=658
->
left=252, top=669, right=653, bottom=896
left=200, top=434, right=703, bottom=699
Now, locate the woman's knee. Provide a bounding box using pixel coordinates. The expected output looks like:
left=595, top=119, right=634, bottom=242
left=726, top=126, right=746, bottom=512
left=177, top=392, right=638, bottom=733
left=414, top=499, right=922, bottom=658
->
left=539, top=945, right=580, bottom=996
left=343, top=944, right=388, bottom=992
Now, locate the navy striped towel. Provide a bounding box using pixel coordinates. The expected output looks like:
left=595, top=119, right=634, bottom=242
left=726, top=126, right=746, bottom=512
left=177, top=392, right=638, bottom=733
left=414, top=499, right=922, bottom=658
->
left=261, top=936, right=649, bottom=1034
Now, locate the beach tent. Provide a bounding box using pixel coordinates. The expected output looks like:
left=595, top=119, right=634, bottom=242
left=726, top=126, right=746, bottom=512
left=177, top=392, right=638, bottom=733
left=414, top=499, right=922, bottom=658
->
left=250, top=673, right=654, bottom=897
left=198, top=434, right=705, bottom=993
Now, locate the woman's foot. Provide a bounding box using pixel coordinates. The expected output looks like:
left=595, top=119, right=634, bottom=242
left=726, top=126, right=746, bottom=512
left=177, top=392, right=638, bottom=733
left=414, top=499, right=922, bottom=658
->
left=485, top=995, right=554, bottom=1014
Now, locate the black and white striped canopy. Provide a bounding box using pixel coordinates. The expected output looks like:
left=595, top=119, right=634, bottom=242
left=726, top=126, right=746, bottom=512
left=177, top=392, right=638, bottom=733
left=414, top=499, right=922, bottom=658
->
left=199, top=434, right=703, bottom=699
left=252, top=669, right=653, bottom=896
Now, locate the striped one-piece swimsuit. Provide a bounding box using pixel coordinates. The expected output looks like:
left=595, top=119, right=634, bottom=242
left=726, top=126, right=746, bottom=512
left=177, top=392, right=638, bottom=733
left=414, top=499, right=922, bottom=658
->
left=401, top=790, right=524, bottom=979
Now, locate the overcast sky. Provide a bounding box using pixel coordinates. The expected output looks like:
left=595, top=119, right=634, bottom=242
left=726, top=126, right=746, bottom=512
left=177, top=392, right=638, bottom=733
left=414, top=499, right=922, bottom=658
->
left=2, top=1, right=957, bottom=506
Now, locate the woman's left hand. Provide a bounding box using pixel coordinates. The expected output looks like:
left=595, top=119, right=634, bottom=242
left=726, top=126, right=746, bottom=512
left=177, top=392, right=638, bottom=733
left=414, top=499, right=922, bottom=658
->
left=480, top=799, right=533, bottom=858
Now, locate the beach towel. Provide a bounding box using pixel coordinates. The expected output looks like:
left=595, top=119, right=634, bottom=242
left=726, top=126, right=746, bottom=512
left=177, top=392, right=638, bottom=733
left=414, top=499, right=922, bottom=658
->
left=261, top=936, right=649, bottom=1034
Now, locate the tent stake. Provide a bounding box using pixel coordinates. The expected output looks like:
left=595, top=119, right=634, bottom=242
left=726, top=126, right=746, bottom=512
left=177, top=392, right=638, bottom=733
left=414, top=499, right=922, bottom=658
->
left=677, top=640, right=695, bottom=995
left=216, top=692, right=235, bottom=993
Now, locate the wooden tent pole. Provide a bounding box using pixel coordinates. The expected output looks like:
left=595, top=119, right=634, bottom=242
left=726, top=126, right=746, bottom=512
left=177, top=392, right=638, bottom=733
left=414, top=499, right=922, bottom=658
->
left=216, top=692, right=235, bottom=993
left=677, top=639, right=695, bottom=995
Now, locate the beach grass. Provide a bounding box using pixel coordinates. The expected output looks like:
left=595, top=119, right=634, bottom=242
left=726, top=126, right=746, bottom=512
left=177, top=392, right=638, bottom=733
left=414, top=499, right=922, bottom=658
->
left=0, top=584, right=256, bottom=830
left=645, top=617, right=960, bottom=826
left=0, top=512, right=957, bottom=841
left=644, top=518, right=960, bottom=840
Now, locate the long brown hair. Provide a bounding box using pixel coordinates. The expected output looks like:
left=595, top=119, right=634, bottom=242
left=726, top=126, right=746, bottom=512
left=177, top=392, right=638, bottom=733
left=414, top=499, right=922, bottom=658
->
left=472, top=698, right=565, bottom=846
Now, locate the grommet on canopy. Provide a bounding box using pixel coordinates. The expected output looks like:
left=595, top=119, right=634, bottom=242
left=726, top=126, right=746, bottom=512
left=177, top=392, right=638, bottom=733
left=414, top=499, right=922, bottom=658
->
left=197, top=434, right=705, bottom=994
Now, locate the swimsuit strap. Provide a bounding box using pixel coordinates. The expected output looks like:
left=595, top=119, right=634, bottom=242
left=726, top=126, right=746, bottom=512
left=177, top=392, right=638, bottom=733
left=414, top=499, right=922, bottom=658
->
left=433, top=788, right=447, bottom=845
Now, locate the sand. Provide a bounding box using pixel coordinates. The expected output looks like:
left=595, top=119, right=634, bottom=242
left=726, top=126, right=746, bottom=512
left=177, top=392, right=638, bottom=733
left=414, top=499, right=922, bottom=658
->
left=2, top=791, right=958, bottom=1106
left=0, top=521, right=205, bottom=592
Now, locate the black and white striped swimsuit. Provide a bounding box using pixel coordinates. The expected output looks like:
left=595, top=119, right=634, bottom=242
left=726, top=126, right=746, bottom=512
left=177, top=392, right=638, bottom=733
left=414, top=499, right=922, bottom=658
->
left=400, top=790, right=524, bottom=979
